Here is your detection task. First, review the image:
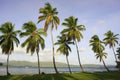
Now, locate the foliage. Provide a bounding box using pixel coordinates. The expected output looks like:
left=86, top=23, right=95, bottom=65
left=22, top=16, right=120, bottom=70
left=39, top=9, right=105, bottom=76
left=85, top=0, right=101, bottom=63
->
left=103, top=30, right=119, bottom=48
left=55, top=34, right=73, bottom=56
left=38, top=3, right=60, bottom=32
left=20, top=21, right=46, bottom=55
left=0, top=22, right=20, bottom=54
left=61, top=16, right=85, bottom=42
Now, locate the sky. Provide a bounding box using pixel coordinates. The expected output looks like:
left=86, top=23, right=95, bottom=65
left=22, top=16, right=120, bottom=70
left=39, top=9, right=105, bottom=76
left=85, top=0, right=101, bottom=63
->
left=0, top=0, right=120, bottom=65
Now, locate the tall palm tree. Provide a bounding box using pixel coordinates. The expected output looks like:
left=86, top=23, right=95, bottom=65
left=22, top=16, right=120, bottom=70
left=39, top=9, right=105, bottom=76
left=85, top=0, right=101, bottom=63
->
left=55, top=34, right=73, bottom=74
left=0, top=22, right=20, bottom=76
left=61, top=16, right=86, bottom=72
left=90, top=35, right=110, bottom=72
left=103, top=30, right=119, bottom=61
left=20, top=21, right=46, bottom=75
left=38, top=3, right=60, bottom=73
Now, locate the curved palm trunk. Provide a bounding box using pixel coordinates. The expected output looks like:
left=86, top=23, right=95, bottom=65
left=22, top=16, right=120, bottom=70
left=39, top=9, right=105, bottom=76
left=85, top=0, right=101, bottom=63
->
left=7, top=53, right=10, bottom=76
left=74, top=40, right=84, bottom=72
left=66, top=55, right=72, bottom=74
left=101, top=58, right=110, bottom=72
left=50, top=28, right=59, bottom=74
left=37, top=52, right=40, bottom=75
left=112, top=46, right=117, bottom=62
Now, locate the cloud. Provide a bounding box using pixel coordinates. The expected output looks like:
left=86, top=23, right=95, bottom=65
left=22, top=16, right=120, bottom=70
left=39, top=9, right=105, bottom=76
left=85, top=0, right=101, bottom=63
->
left=13, top=46, right=26, bottom=54
left=79, top=47, right=86, bottom=52
left=98, top=20, right=106, bottom=25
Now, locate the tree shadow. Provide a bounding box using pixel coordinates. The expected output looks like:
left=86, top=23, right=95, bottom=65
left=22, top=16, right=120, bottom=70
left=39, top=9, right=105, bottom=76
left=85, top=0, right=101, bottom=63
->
left=90, top=71, right=120, bottom=80
left=34, top=73, right=80, bottom=80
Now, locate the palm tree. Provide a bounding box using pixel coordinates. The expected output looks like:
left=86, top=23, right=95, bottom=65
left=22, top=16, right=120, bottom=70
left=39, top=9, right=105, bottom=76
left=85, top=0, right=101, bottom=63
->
left=90, top=35, right=110, bottom=72
left=116, top=45, right=120, bottom=60
left=38, top=3, right=60, bottom=73
left=116, top=45, right=120, bottom=68
left=103, top=30, right=119, bottom=61
left=0, top=22, right=20, bottom=76
left=61, top=16, right=86, bottom=72
left=20, top=21, right=46, bottom=75
left=55, top=34, right=73, bottom=74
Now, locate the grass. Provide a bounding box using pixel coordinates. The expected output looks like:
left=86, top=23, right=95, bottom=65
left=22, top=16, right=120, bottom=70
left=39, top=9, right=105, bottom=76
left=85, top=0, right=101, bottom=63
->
left=0, top=71, right=120, bottom=80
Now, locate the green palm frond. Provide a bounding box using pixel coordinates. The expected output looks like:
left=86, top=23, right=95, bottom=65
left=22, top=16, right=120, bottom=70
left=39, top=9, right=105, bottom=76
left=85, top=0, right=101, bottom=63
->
left=62, top=16, right=86, bottom=42
left=103, top=30, right=119, bottom=47
left=38, top=3, right=60, bottom=32
left=37, top=28, right=47, bottom=37
left=38, top=16, right=46, bottom=23
left=0, top=22, right=20, bottom=55
left=22, top=21, right=36, bottom=33
left=21, top=21, right=46, bottom=55
left=20, top=32, right=31, bottom=37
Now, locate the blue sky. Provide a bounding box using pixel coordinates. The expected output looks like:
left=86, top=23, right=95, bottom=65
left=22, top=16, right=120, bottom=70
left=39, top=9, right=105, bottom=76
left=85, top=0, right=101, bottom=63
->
left=0, top=0, right=120, bottom=65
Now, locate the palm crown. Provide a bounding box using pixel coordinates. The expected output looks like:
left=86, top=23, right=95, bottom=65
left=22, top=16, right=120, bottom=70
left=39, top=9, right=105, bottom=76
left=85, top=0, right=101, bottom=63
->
left=103, top=30, right=119, bottom=48
left=38, top=3, right=60, bottom=32
left=20, top=21, right=46, bottom=55
left=90, top=35, right=105, bottom=54
left=0, top=22, right=20, bottom=54
left=61, top=16, right=85, bottom=42
left=55, top=34, right=73, bottom=56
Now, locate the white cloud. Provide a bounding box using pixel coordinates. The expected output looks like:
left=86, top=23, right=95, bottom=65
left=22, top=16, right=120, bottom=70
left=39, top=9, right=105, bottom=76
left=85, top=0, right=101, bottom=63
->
left=79, top=47, right=86, bottom=52
left=98, top=20, right=106, bottom=25
left=13, top=46, right=26, bottom=54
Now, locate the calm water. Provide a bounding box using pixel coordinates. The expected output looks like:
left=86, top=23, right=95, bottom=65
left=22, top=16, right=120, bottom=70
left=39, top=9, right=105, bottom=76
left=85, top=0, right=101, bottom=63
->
left=0, top=66, right=119, bottom=75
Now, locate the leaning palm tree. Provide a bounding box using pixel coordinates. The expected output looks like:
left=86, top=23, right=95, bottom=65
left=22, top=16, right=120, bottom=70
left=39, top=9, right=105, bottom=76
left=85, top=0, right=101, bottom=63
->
left=55, top=34, right=73, bottom=74
left=38, top=3, right=60, bottom=73
left=103, top=30, right=119, bottom=61
left=61, top=16, right=86, bottom=72
left=20, top=21, right=46, bottom=75
left=90, top=35, right=110, bottom=72
left=0, top=22, right=20, bottom=76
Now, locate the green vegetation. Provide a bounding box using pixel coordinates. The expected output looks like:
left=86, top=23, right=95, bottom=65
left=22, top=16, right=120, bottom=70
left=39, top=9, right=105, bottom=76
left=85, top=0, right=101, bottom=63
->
left=0, top=62, right=3, bottom=66
left=0, top=71, right=120, bottom=80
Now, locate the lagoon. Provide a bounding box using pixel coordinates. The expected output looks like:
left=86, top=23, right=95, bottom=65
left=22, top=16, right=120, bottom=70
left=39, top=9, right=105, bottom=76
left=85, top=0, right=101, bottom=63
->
left=0, top=66, right=119, bottom=75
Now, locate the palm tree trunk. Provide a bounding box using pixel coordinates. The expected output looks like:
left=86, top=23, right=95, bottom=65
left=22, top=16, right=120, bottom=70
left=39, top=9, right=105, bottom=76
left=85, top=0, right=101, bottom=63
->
left=50, top=27, right=58, bottom=74
left=37, top=52, right=40, bottom=75
left=7, top=53, right=10, bottom=76
left=74, top=40, right=84, bottom=72
left=66, top=55, right=72, bottom=74
left=101, top=58, right=110, bottom=72
left=112, top=46, right=117, bottom=62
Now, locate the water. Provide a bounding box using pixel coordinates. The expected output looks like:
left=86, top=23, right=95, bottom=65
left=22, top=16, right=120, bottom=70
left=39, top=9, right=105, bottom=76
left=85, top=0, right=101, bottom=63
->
left=0, top=66, right=119, bottom=75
